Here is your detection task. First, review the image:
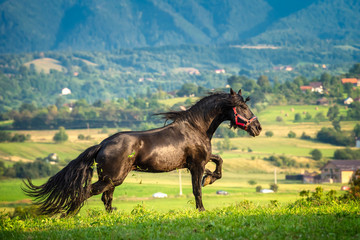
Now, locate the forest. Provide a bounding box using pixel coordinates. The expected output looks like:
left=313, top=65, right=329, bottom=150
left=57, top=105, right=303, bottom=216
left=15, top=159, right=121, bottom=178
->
left=1, top=46, right=360, bottom=113
left=1, top=62, right=359, bottom=131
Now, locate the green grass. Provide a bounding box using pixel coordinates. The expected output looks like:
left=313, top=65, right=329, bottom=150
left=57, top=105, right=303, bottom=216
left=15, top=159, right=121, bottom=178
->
left=0, top=120, right=13, bottom=127
left=1, top=201, right=359, bottom=239
left=256, top=105, right=348, bottom=125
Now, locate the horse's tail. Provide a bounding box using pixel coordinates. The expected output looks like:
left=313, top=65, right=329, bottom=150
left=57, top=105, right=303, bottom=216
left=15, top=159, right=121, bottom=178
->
left=22, top=144, right=102, bottom=216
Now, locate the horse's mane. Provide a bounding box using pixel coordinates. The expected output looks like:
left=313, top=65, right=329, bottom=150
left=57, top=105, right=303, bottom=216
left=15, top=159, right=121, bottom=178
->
left=156, top=92, right=244, bottom=126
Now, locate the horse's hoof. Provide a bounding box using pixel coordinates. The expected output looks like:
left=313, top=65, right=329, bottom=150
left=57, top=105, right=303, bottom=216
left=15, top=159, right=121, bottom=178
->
left=201, top=175, right=212, bottom=187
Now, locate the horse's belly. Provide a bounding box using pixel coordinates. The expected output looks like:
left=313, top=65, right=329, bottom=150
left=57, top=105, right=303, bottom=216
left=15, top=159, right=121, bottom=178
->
left=135, top=146, right=185, bottom=172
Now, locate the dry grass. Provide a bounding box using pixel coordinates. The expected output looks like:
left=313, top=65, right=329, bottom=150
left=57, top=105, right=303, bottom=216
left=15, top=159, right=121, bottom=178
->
left=23, top=58, right=66, bottom=74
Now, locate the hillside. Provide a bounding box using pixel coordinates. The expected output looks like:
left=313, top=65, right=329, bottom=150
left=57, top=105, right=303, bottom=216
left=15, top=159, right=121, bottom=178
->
left=1, top=0, right=360, bottom=53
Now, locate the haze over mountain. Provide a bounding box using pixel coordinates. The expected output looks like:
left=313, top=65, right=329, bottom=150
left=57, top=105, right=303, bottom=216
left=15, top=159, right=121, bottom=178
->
left=1, top=0, right=359, bottom=53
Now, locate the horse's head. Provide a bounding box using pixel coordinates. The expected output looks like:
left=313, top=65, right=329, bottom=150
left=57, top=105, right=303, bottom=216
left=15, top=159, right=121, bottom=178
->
left=228, top=88, right=262, bottom=137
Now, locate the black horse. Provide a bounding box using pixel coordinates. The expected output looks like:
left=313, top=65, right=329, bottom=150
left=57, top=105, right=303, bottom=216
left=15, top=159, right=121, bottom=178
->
left=23, top=89, right=261, bottom=216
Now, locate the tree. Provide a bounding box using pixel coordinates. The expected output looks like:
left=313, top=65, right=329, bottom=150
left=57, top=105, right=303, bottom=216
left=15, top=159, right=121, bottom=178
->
left=227, top=76, right=242, bottom=91
left=347, top=102, right=360, bottom=120
left=257, top=75, right=270, bottom=90
left=0, top=131, right=12, bottom=142
left=310, top=149, right=322, bottom=160
left=53, top=127, right=68, bottom=142
left=327, top=105, right=340, bottom=121
left=177, top=83, right=198, bottom=97
left=349, top=63, right=360, bottom=76
left=332, top=119, right=341, bottom=132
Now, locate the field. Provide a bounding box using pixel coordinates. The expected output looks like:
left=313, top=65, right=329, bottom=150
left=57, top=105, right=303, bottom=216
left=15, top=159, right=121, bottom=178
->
left=0, top=104, right=359, bottom=239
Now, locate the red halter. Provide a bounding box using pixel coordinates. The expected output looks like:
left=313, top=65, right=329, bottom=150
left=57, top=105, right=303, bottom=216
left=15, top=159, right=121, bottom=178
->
left=233, top=107, right=257, bottom=130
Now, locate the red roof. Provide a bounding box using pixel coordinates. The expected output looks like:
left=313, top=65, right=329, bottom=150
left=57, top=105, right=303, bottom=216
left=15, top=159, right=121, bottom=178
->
left=300, top=86, right=312, bottom=91
left=341, top=78, right=358, bottom=84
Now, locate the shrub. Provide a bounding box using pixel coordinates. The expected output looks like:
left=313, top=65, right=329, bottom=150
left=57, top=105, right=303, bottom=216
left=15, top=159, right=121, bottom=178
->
left=305, top=112, right=312, bottom=120
left=294, top=113, right=302, bottom=122
left=266, top=155, right=297, bottom=167
left=270, top=184, right=279, bottom=193
left=334, top=148, right=360, bottom=160
left=288, top=131, right=296, bottom=138
left=0, top=131, right=30, bottom=142
left=276, top=116, right=283, bottom=122
left=316, top=127, right=352, bottom=146
left=314, top=112, right=326, bottom=122
left=101, top=125, right=108, bottom=133
left=300, top=132, right=311, bottom=140
left=256, top=185, right=262, bottom=192
left=248, top=180, right=257, bottom=185
left=265, top=131, right=274, bottom=137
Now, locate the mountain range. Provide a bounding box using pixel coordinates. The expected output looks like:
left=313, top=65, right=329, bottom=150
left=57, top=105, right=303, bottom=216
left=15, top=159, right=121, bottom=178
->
left=1, top=0, right=360, bottom=53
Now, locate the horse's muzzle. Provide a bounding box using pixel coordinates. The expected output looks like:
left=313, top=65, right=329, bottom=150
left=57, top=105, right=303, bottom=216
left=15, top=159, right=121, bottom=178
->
left=248, top=122, right=262, bottom=137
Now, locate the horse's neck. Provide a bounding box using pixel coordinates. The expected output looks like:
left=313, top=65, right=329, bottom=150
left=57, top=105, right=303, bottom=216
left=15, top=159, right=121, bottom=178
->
left=205, top=114, right=226, bottom=139
left=184, top=109, right=225, bottom=140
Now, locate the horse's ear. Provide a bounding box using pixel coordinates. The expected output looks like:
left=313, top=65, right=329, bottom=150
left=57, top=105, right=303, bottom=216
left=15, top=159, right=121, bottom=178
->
left=238, top=89, right=242, bottom=96
left=230, top=88, right=236, bottom=96
left=245, top=96, right=251, bottom=103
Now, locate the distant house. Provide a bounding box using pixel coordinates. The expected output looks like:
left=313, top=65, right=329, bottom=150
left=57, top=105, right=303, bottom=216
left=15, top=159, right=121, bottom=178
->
left=285, top=171, right=321, bottom=183
left=356, top=137, right=360, bottom=148
left=344, top=97, right=354, bottom=105
left=285, top=66, right=293, bottom=71
left=316, top=97, right=329, bottom=105
left=309, top=82, right=323, bottom=93
left=300, top=86, right=313, bottom=92
left=341, top=78, right=359, bottom=87
left=300, top=82, right=323, bottom=94
left=172, top=67, right=200, bottom=75
left=303, top=171, right=321, bottom=184
left=215, top=69, right=226, bottom=74
left=61, top=88, right=71, bottom=95
left=321, top=160, right=360, bottom=183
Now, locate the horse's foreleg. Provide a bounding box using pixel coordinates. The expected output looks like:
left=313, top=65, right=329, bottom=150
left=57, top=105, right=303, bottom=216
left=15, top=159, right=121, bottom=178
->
left=202, top=154, right=223, bottom=187
left=190, top=166, right=205, bottom=211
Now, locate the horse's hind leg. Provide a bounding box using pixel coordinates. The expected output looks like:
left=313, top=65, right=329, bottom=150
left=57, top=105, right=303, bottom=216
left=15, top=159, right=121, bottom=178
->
left=90, top=165, right=132, bottom=212
left=202, top=154, right=223, bottom=187
left=101, top=187, right=115, bottom=212
left=190, top=164, right=206, bottom=211
left=90, top=179, right=117, bottom=212
left=90, top=178, right=113, bottom=197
